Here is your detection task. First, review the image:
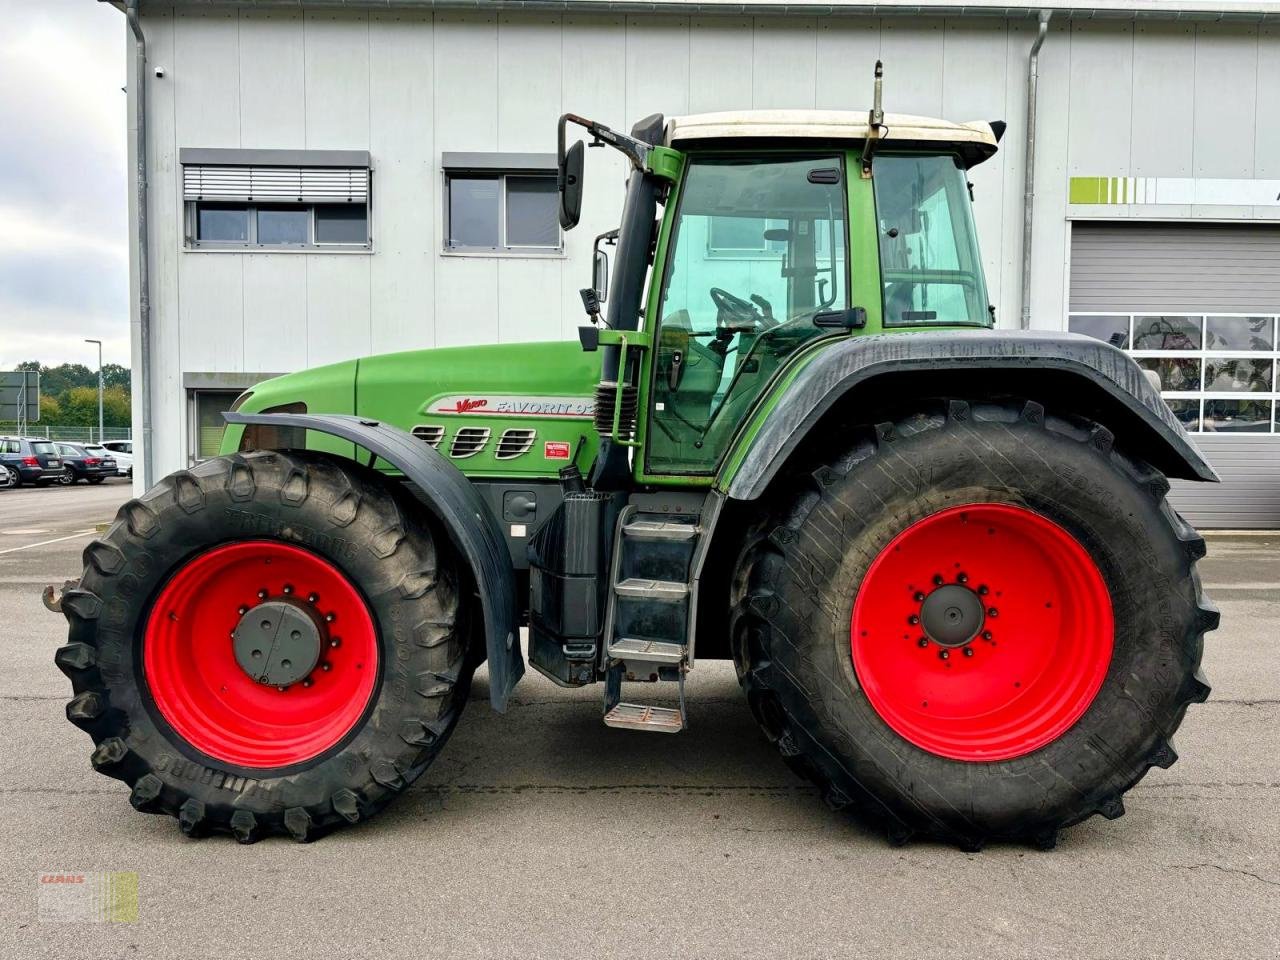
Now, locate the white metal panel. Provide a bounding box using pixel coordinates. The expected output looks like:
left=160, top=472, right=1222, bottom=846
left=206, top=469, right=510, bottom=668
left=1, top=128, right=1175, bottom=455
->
left=1193, top=24, right=1258, bottom=220
left=304, top=10, right=371, bottom=149
left=1027, top=19, right=1072, bottom=329
left=243, top=255, right=308, bottom=372
left=238, top=9, right=306, bottom=148
left=879, top=18, right=944, bottom=117
left=995, top=19, right=1029, bottom=328
left=179, top=254, right=245, bottom=374
left=688, top=17, right=753, bottom=115
left=1066, top=22, right=1133, bottom=222
left=751, top=18, right=817, bottom=109
left=143, top=10, right=188, bottom=480
left=814, top=18, right=880, bottom=111
left=942, top=19, right=1011, bottom=321
left=1128, top=22, right=1195, bottom=220
left=306, top=257, right=372, bottom=366
left=433, top=12, right=499, bottom=346
left=173, top=10, right=242, bottom=148
left=1253, top=23, right=1280, bottom=220
left=626, top=15, right=691, bottom=120
left=498, top=14, right=563, bottom=152
left=562, top=13, right=627, bottom=339
left=498, top=259, right=563, bottom=342
left=370, top=11, right=435, bottom=353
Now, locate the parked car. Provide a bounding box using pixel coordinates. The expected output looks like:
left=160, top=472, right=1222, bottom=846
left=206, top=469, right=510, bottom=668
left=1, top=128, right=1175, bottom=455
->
left=54, top=442, right=117, bottom=485
left=101, top=440, right=133, bottom=477
left=0, top=436, right=66, bottom=487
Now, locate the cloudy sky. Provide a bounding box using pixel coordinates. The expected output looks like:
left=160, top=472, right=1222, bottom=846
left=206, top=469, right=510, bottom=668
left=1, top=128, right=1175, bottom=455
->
left=0, top=0, right=128, bottom=370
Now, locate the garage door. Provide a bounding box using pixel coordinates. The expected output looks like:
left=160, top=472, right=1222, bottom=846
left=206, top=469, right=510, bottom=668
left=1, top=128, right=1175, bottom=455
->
left=1069, top=221, right=1280, bottom=529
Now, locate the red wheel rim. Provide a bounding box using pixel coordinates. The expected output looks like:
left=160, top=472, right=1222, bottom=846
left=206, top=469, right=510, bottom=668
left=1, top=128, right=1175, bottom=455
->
left=143, top=541, right=378, bottom=769
left=850, top=504, right=1113, bottom=762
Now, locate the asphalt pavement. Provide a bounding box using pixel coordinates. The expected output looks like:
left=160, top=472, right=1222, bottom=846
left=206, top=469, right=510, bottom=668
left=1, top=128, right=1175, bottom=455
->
left=0, top=480, right=1277, bottom=959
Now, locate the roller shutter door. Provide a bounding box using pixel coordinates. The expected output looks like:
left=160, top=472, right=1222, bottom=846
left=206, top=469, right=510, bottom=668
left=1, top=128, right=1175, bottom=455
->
left=1069, top=222, right=1280, bottom=529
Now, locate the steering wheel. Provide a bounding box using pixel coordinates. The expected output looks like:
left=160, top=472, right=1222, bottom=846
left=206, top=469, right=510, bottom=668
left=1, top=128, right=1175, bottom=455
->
left=710, top=287, right=763, bottom=331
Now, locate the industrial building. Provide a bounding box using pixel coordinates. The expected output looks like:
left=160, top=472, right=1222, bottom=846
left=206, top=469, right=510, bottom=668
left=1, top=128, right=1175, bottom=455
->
left=115, top=0, right=1280, bottom=525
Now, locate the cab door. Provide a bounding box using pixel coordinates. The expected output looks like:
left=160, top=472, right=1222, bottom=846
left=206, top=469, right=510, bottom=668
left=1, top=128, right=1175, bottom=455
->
left=639, top=153, right=851, bottom=478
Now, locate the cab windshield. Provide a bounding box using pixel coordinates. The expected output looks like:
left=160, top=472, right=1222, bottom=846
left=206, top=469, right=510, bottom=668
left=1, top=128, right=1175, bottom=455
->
left=647, top=154, right=848, bottom=475
left=874, top=154, right=990, bottom=327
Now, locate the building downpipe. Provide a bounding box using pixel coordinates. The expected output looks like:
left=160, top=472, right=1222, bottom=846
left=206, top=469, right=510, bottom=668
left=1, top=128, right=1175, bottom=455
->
left=125, top=0, right=154, bottom=487
left=1020, top=9, right=1052, bottom=329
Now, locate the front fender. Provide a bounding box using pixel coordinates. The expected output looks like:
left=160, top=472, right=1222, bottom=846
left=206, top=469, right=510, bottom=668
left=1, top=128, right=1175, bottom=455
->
left=722, top=329, right=1218, bottom=501
left=225, top=411, right=522, bottom=711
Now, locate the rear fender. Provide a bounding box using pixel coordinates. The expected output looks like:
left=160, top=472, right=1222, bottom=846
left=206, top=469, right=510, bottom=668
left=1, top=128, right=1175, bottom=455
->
left=225, top=411, right=522, bottom=711
left=722, top=330, right=1218, bottom=501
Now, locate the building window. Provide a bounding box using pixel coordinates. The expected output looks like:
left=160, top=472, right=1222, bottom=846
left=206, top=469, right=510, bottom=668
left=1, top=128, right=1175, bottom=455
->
left=188, top=389, right=243, bottom=463
left=1068, top=313, right=1279, bottom=434
left=181, top=148, right=372, bottom=252
left=442, top=152, right=560, bottom=255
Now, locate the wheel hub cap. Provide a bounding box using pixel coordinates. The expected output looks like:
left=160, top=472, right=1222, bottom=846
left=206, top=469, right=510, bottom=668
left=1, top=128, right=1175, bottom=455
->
left=919, top=584, right=985, bottom=647
left=232, top=600, right=323, bottom=686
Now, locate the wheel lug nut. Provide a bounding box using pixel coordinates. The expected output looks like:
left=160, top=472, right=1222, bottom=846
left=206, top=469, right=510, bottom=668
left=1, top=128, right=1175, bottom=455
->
left=957, top=572, right=968, bottom=584
left=978, top=585, right=989, bottom=595
left=917, top=637, right=929, bottom=648
left=963, top=647, right=974, bottom=657
left=238, top=605, right=249, bottom=615
left=258, top=589, right=268, bottom=600
left=321, top=662, right=332, bottom=671
left=307, top=593, right=319, bottom=604
left=283, top=584, right=294, bottom=595
left=302, top=678, right=313, bottom=688
left=907, top=614, right=920, bottom=625
left=913, top=592, right=926, bottom=602
left=987, top=607, right=998, bottom=618
left=325, top=612, right=336, bottom=623
left=982, top=630, right=993, bottom=641
left=938, top=650, right=950, bottom=660
left=329, top=638, right=341, bottom=648
left=932, top=574, right=944, bottom=586
left=277, top=685, right=288, bottom=692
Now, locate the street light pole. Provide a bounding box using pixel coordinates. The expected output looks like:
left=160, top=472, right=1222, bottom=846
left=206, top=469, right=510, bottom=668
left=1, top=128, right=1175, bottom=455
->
left=85, top=339, right=103, bottom=444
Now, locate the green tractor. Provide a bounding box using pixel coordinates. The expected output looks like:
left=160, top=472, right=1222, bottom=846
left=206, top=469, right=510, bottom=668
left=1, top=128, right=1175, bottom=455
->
left=53, top=80, right=1218, bottom=849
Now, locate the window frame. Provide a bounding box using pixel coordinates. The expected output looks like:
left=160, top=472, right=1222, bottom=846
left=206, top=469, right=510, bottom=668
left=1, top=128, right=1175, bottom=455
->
left=441, top=155, right=563, bottom=259
left=184, top=200, right=372, bottom=253
left=1068, top=311, right=1280, bottom=435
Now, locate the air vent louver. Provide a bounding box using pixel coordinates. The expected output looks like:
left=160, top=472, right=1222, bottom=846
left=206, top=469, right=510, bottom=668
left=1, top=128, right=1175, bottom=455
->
left=449, top=427, right=491, bottom=459
left=411, top=424, right=445, bottom=449
left=495, top=428, right=537, bottom=460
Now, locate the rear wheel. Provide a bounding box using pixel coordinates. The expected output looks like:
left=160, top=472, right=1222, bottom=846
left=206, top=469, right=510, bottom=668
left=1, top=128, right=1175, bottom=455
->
left=1, top=466, right=17, bottom=488
left=59, top=471, right=77, bottom=485
left=731, top=399, right=1217, bottom=849
left=56, top=450, right=472, bottom=842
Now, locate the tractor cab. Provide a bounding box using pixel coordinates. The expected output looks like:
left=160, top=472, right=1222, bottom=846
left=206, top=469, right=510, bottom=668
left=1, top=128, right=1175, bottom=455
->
left=560, top=105, right=1004, bottom=482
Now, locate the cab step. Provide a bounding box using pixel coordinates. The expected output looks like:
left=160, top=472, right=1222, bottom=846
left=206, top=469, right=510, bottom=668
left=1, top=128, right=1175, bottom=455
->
left=622, top=519, right=701, bottom=541
left=603, top=702, right=684, bottom=733
left=607, top=637, right=685, bottom=664
left=614, top=578, right=689, bottom=601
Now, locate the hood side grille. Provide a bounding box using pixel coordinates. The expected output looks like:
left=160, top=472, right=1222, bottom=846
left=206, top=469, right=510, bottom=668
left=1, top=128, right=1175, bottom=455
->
left=449, top=427, right=491, bottom=459
left=411, top=424, right=445, bottom=449
left=495, top=428, right=537, bottom=460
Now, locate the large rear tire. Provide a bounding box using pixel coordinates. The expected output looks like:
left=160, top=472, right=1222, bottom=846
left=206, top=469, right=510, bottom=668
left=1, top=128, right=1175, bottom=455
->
left=56, top=450, right=472, bottom=842
left=730, top=399, right=1218, bottom=849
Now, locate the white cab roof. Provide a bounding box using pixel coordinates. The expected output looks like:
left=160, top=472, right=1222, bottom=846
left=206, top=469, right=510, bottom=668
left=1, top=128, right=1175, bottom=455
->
left=665, top=109, right=1000, bottom=153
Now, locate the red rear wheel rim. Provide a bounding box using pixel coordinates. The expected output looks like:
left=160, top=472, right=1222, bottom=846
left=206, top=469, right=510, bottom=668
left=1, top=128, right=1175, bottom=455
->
left=850, top=504, right=1113, bottom=762
left=143, top=540, right=378, bottom=769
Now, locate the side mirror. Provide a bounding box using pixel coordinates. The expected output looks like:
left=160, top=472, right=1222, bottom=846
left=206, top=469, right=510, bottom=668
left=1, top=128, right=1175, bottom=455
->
left=593, top=249, right=609, bottom=301
left=559, top=140, right=584, bottom=230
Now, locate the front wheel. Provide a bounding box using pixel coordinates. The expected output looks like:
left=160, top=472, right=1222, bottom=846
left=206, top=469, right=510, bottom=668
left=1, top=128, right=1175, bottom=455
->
left=56, top=451, right=473, bottom=842
left=731, top=399, right=1217, bottom=849
left=59, top=471, right=77, bottom=485
left=1, top=466, right=17, bottom=488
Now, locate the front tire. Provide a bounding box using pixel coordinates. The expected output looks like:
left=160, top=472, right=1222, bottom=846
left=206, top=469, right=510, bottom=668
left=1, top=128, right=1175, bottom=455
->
left=56, top=450, right=472, bottom=842
left=731, top=399, right=1217, bottom=849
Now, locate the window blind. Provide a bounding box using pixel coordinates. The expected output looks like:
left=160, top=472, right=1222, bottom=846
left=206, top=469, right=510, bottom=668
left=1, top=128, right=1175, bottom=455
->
left=183, top=165, right=369, bottom=203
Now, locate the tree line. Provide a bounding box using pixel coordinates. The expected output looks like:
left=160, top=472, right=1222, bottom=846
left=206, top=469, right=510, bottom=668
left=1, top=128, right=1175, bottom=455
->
left=11, top=361, right=132, bottom=428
